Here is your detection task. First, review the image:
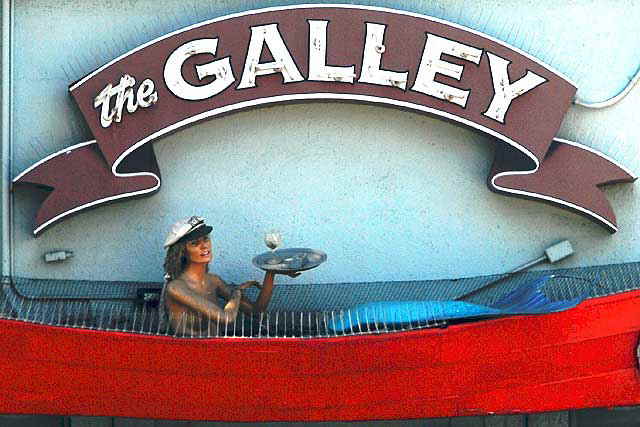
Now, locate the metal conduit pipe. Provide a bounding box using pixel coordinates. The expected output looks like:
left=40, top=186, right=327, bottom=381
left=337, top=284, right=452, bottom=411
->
left=574, top=63, right=640, bottom=109
left=1, top=0, right=13, bottom=281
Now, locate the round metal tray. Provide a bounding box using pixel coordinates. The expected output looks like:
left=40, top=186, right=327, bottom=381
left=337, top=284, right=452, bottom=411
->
left=252, top=248, right=327, bottom=273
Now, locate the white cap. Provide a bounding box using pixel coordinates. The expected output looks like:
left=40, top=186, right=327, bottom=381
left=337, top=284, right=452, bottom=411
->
left=163, top=216, right=212, bottom=249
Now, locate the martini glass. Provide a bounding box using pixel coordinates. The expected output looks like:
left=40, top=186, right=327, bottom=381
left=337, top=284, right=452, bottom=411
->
left=264, top=230, right=282, bottom=251
left=264, top=231, right=283, bottom=265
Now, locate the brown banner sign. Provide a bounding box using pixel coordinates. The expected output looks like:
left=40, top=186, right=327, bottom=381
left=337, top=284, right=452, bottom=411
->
left=13, top=5, right=636, bottom=235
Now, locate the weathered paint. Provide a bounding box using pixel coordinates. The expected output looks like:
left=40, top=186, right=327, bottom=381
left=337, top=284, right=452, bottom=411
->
left=0, top=289, right=639, bottom=421
left=4, top=1, right=640, bottom=284
left=5, top=4, right=640, bottom=423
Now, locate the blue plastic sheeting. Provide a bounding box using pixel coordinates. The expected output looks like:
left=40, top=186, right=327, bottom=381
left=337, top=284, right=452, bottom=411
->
left=328, top=276, right=586, bottom=332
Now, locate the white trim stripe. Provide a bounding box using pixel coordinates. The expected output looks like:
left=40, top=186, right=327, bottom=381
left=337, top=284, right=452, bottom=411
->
left=109, top=92, right=540, bottom=181
left=489, top=137, right=639, bottom=233
left=33, top=177, right=160, bottom=236
left=13, top=140, right=97, bottom=183
left=12, top=139, right=160, bottom=236
left=553, top=137, right=637, bottom=180
left=17, top=95, right=631, bottom=236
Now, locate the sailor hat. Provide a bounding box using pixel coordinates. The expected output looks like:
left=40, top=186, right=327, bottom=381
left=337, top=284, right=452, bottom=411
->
left=164, top=216, right=213, bottom=249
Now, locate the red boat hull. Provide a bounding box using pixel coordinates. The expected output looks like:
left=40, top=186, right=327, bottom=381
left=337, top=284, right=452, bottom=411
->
left=0, top=290, right=639, bottom=421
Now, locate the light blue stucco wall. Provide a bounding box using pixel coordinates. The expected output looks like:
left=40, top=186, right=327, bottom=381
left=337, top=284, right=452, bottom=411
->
left=5, top=0, right=640, bottom=285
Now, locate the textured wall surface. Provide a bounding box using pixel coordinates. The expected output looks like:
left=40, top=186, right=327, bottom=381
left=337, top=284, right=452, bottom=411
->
left=5, top=0, right=640, bottom=284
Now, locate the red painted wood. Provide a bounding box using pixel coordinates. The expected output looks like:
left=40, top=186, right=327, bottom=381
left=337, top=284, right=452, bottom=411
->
left=0, top=290, right=638, bottom=422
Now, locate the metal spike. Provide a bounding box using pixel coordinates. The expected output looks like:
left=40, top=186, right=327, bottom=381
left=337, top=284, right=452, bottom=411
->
left=293, top=311, right=298, bottom=338
left=299, top=311, right=303, bottom=338
left=380, top=309, right=388, bottom=332
left=117, top=305, right=124, bottom=331
left=72, top=302, right=81, bottom=328
left=66, top=301, right=74, bottom=327
left=132, top=304, right=138, bottom=332
left=56, top=300, right=64, bottom=326
left=112, top=305, right=119, bottom=331
left=76, top=302, right=84, bottom=328
left=81, top=302, right=88, bottom=328
left=250, top=311, right=253, bottom=337
left=321, top=310, right=329, bottom=337
left=189, top=313, right=195, bottom=338
left=15, top=297, right=25, bottom=320
left=187, top=313, right=193, bottom=338
left=98, top=303, right=106, bottom=330
left=24, top=299, right=34, bottom=321
left=232, top=313, right=237, bottom=338
left=258, top=312, right=264, bottom=338
left=207, top=313, right=212, bottom=338
left=49, top=301, right=57, bottom=325
left=404, top=304, right=412, bottom=331
left=62, top=303, right=71, bottom=328
left=125, top=306, right=131, bottom=332
left=281, top=311, right=286, bottom=338
left=28, top=300, right=37, bottom=323
left=166, top=310, right=174, bottom=336
left=284, top=311, right=289, bottom=338
left=138, top=304, right=147, bottom=333
left=187, top=313, right=194, bottom=337
left=7, top=296, right=17, bottom=319
left=97, top=303, right=106, bottom=330
left=294, top=311, right=298, bottom=337
left=291, top=311, right=295, bottom=337
left=45, top=301, right=54, bottom=325
left=318, top=310, right=329, bottom=337
left=354, top=309, right=362, bottom=334
left=0, top=291, right=10, bottom=318
left=299, top=311, right=304, bottom=338
left=107, top=303, right=115, bottom=330
left=32, top=301, right=42, bottom=324
left=156, top=310, right=164, bottom=335
left=291, top=311, right=304, bottom=338
left=369, top=307, right=379, bottom=333
left=330, top=311, right=337, bottom=336
left=176, top=313, right=184, bottom=337
left=163, top=308, right=171, bottom=336
left=67, top=301, right=75, bottom=327
left=36, top=300, right=44, bottom=324
left=82, top=303, right=89, bottom=329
